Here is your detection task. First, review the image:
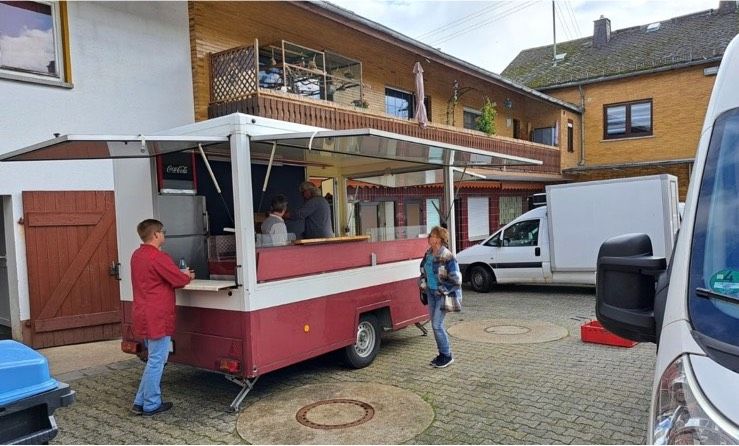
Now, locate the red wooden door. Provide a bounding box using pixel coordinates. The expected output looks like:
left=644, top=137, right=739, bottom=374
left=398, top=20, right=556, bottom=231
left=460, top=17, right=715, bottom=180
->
left=23, top=191, right=120, bottom=348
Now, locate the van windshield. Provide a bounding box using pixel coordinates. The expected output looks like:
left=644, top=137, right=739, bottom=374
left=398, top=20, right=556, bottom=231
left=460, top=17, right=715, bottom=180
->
left=689, top=108, right=739, bottom=356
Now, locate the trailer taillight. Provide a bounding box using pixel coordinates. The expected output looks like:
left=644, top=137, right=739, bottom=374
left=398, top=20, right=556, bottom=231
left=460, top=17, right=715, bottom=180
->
left=121, top=340, right=141, bottom=354
left=218, top=358, right=241, bottom=374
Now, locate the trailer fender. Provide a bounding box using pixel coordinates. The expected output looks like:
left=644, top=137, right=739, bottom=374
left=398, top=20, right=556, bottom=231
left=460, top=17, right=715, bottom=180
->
left=356, top=301, right=392, bottom=331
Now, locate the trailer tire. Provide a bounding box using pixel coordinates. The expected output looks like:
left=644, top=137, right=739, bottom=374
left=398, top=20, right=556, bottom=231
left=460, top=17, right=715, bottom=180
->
left=469, top=265, right=494, bottom=292
left=343, top=313, right=381, bottom=368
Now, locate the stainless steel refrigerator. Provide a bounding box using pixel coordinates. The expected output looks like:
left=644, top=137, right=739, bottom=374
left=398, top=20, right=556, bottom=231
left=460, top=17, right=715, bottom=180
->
left=157, top=194, right=208, bottom=279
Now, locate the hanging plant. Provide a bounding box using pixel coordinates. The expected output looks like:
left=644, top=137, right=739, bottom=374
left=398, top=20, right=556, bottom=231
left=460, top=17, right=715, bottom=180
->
left=477, top=98, right=497, bottom=135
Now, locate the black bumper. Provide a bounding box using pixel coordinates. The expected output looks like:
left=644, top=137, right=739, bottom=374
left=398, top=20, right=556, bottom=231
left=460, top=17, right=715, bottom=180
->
left=0, top=383, right=75, bottom=445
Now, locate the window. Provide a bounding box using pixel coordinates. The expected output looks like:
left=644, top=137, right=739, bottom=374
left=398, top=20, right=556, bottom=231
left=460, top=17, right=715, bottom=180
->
left=385, top=87, right=430, bottom=120
left=425, top=198, right=440, bottom=232
left=0, top=1, right=68, bottom=83
left=467, top=196, right=489, bottom=240
left=688, top=107, right=739, bottom=353
left=604, top=100, right=652, bottom=139
left=532, top=127, right=556, bottom=146
left=499, top=196, right=522, bottom=225
left=385, top=88, right=413, bottom=119
left=567, top=120, right=574, bottom=153
left=463, top=109, right=481, bottom=130
left=501, top=219, right=540, bottom=247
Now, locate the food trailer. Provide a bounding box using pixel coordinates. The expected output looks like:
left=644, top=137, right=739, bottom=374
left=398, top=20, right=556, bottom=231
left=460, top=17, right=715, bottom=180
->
left=1, top=113, right=540, bottom=410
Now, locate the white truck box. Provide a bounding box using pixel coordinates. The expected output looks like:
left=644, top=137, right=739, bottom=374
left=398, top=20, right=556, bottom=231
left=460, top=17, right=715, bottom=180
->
left=457, top=174, right=680, bottom=291
left=547, top=174, right=680, bottom=271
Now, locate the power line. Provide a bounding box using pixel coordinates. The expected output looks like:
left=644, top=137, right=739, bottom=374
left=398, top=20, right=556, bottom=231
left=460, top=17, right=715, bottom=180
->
left=415, top=3, right=503, bottom=40
left=565, top=1, right=583, bottom=36
left=425, top=2, right=520, bottom=45
left=555, top=1, right=573, bottom=40
left=430, top=1, right=537, bottom=47
left=432, top=2, right=536, bottom=46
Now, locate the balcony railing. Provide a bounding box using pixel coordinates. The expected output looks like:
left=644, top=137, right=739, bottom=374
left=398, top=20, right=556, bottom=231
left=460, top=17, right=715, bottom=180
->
left=209, top=43, right=560, bottom=175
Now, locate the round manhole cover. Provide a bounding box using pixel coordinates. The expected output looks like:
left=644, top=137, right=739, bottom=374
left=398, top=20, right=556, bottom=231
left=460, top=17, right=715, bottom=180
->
left=237, top=382, right=434, bottom=444
left=296, top=399, right=375, bottom=430
left=484, top=324, right=531, bottom=335
left=449, top=319, right=568, bottom=344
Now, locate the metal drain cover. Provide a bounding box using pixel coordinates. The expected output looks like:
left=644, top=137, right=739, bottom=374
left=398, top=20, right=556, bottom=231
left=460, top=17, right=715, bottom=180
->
left=296, top=399, right=374, bottom=430
left=449, top=319, right=568, bottom=344
left=236, top=382, right=434, bottom=444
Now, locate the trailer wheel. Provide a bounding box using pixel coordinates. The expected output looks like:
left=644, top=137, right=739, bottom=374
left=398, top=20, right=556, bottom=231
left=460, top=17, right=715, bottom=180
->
left=469, top=265, right=494, bottom=292
left=343, top=313, right=381, bottom=368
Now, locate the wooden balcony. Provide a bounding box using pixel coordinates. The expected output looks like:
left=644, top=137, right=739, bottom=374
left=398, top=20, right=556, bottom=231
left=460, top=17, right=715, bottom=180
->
left=208, top=44, right=560, bottom=175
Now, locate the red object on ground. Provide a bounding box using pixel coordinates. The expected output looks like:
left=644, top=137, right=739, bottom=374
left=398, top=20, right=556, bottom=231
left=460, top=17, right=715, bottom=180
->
left=580, top=320, right=638, bottom=348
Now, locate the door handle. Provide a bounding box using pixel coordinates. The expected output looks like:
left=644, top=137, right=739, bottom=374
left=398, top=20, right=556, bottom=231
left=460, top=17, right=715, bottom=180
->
left=534, top=247, right=541, bottom=256
left=109, top=261, right=121, bottom=281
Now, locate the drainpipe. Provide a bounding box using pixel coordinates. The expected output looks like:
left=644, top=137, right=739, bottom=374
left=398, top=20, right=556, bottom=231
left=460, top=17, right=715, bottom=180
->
left=578, top=84, right=585, bottom=166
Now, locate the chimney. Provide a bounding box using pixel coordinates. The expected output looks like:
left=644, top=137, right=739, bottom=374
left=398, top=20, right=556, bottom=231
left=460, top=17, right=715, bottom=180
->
left=593, top=15, right=611, bottom=48
left=718, top=1, right=737, bottom=14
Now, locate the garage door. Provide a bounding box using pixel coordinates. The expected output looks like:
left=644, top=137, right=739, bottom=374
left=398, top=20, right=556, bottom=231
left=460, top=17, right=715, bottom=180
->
left=23, top=191, right=120, bottom=348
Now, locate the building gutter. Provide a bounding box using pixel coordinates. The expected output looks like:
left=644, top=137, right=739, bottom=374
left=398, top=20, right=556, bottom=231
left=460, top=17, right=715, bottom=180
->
left=563, top=158, right=695, bottom=173
left=538, top=57, right=723, bottom=91
left=578, top=84, right=585, bottom=166
left=299, top=1, right=582, bottom=114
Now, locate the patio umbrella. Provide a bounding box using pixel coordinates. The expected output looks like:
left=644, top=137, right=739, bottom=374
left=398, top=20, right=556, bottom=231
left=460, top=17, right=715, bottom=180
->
left=413, top=62, right=428, bottom=129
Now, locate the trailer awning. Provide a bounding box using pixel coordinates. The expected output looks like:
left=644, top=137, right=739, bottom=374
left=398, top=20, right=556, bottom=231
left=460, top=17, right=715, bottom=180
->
left=0, top=135, right=228, bottom=161
left=250, top=128, right=542, bottom=168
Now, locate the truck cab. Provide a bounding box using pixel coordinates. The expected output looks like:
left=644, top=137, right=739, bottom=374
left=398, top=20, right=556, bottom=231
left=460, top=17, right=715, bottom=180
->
left=596, top=34, right=739, bottom=444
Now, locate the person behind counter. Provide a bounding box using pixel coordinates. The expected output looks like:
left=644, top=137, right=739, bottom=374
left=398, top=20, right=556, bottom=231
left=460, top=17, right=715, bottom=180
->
left=260, top=194, right=289, bottom=246
left=289, top=181, right=334, bottom=239
left=130, top=219, right=194, bottom=416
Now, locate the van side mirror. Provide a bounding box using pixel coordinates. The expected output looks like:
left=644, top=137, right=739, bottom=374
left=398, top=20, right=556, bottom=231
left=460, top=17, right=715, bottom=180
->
left=596, top=233, right=667, bottom=343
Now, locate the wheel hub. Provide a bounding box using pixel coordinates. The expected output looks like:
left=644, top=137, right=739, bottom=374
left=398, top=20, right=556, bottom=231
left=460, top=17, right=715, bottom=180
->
left=354, top=321, right=375, bottom=357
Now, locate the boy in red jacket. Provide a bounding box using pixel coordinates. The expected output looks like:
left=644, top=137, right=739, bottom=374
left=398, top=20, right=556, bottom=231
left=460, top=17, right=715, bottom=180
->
left=130, top=219, right=193, bottom=416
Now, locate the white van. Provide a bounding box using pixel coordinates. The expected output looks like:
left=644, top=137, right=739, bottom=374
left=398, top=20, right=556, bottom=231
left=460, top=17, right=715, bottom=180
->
left=596, top=34, right=739, bottom=444
left=456, top=175, right=680, bottom=292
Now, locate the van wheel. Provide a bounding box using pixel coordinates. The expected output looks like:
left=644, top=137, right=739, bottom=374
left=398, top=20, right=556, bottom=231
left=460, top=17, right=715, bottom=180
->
left=343, top=314, right=380, bottom=368
left=469, top=265, right=494, bottom=292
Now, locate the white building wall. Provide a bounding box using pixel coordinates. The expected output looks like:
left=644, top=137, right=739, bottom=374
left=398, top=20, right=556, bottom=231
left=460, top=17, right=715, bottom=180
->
left=0, top=1, right=195, bottom=339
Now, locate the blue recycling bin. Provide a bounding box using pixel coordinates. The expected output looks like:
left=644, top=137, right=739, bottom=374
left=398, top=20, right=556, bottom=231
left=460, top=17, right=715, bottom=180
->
left=0, top=340, right=75, bottom=445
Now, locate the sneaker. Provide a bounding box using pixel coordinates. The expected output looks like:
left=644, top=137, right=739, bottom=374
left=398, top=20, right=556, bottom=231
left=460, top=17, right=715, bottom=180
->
left=429, top=355, right=442, bottom=366
left=142, top=402, right=173, bottom=417
left=433, top=354, right=454, bottom=368
left=130, top=404, right=143, bottom=415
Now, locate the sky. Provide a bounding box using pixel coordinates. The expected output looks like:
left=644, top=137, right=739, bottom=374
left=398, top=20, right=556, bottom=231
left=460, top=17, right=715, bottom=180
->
left=328, top=0, right=719, bottom=74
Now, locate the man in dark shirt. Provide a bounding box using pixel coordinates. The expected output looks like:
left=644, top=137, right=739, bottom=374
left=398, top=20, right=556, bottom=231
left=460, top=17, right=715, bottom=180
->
left=130, top=219, right=193, bottom=416
left=293, top=181, right=334, bottom=239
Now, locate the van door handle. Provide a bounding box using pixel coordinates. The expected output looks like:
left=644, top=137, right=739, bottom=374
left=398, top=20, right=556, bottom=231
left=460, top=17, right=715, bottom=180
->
left=534, top=247, right=541, bottom=256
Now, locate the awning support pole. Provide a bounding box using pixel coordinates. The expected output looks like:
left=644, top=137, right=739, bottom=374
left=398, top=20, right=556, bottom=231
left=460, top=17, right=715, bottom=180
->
left=199, top=144, right=235, bottom=226
left=256, top=142, right=277, bottom=212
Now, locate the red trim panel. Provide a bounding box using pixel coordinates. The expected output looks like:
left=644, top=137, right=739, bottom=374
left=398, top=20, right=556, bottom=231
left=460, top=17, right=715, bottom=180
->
left=256, top=238, right=426, bottom=282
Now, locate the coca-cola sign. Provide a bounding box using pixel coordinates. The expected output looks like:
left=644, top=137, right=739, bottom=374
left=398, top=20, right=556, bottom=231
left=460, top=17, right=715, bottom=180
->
left=161, top=152, right=194, bottom=183
left=166, top=165, right=189, bottom=174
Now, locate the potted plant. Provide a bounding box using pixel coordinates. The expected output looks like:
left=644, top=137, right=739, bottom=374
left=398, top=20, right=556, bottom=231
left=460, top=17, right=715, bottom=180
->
left=477, top=97, right=497, bottom=135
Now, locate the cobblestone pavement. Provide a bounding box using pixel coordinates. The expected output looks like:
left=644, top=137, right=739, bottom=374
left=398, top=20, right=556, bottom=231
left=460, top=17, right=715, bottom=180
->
left=53, top=285, right=656, bottom=444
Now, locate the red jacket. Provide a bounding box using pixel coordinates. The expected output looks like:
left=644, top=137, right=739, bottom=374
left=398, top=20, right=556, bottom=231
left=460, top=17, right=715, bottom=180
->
left=131, top=244, right=191, bottom=339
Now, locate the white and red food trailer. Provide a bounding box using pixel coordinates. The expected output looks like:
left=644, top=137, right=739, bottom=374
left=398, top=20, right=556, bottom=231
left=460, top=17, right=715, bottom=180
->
left=2, top=113, right=540, bottom=410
